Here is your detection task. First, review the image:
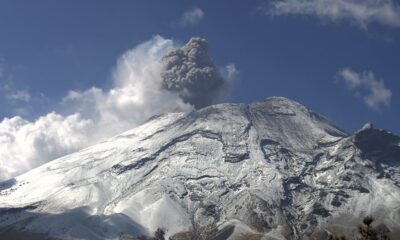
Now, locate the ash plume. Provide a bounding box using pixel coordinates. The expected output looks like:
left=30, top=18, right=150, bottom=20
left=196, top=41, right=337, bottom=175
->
left=161, top=37, right=226, bottom=109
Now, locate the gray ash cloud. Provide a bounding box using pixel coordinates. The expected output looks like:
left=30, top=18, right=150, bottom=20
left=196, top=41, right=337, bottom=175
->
left=161, top=37, right=226, bottom=109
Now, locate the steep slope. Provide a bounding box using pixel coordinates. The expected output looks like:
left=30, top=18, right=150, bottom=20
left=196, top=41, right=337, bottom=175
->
left=0, top=97, right=399, bottom=240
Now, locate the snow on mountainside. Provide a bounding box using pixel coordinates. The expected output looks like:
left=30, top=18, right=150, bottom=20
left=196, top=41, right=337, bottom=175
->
left=0, top=97, right=399, bottom=240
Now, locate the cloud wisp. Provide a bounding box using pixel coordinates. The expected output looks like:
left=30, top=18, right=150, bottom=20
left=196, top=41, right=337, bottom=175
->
left=0, top=36, right=236, bottom=181
left=0, top=59, right=33, bottom=116
left=264, top=0, right=400, bottom=29
left=179, top=8, right=204, bottom=26
left=338, top=68, right=392, bottom=110
left=6, top=90, right=31, bottom=102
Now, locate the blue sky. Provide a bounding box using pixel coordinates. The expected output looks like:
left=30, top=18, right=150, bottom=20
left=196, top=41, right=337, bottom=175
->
left=1, top=0, right=399, bottom=132
left=0, top=1, right=400, bottom=179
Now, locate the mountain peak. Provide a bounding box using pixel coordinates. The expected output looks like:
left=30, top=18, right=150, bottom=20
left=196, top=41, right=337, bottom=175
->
left=262, top=96, right=305, bottom=109
left=0, top=97, right=399, bottom=240
left=357, top=122, right=374, bottom=133
left=264, top=96, right=301, bottom=103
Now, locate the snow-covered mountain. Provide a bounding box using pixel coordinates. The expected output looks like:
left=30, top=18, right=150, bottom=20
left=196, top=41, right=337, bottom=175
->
left=0, top=97, right=399, bottom=240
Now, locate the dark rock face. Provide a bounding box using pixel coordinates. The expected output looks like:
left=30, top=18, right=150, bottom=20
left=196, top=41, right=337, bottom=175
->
left=354, top=125, right=400, bottom=166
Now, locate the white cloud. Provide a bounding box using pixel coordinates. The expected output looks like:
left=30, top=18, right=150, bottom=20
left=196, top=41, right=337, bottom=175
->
left=0, top=113, right=95, bottom=181
left=62, top=36, right=193, bottom=137
left=179, top=8, right=204, bottom=26
left=0, top=36, right=192, bottom=181
left=338, top=68, right=392, bottom=110
left=0, top=36, right=236, bottom=181
left=265, top=0, right=400, bottom=29
left=6, top=90, right=31, bottom=102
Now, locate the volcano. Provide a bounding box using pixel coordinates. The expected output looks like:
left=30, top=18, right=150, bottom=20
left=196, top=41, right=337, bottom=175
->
left=0, top=97, right=399, bottom=239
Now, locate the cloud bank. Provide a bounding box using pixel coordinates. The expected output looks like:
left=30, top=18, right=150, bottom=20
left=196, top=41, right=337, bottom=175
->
left=338, top=68, right=392, bottom=110
left=0, top=113, right=95, bottom=180
left=0, top=36, right=236, bottom=181
left=265, top=0, right=400, bottom=29
left=179, top=8, right=204, bottom=26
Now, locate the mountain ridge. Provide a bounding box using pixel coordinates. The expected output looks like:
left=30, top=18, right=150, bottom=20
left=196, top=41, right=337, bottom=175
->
left=0, top=97, right=399, bottom=240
